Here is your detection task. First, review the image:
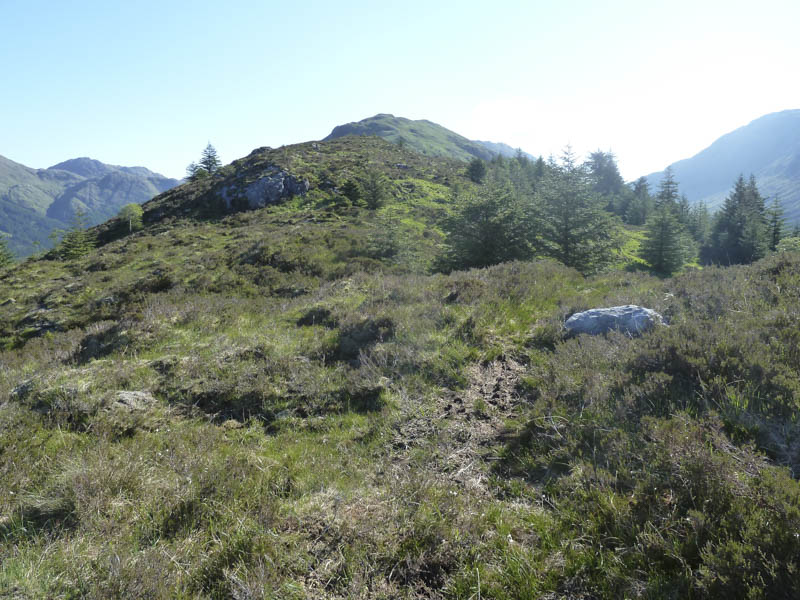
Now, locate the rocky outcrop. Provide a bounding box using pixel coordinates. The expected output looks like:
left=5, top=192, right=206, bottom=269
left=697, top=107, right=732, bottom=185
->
left=565, top=305, right=664, bottom=336
left=219, top=167, right=310, bottom=211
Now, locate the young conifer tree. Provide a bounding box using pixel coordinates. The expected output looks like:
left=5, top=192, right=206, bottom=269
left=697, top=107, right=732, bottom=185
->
left=0, top=235, right=14, bottom=268
left=639, top=205, right=690, bottom=275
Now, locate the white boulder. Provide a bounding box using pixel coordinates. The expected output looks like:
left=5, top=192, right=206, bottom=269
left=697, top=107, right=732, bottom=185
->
left=565, top=305, right=664, bottom=337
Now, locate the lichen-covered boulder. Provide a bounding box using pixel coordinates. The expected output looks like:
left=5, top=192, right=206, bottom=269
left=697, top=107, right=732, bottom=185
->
left=219, top=168, right=310, bottom=210
left=565, top=305, right=664, bottom=336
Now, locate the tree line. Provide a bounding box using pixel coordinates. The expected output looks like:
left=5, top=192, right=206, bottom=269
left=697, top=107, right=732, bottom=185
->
left=442, top=149, right=621, bottom=274
left=446, top=151, right=793, bottom=276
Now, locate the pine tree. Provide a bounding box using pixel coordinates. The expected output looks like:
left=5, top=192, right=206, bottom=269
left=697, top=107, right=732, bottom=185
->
left=687, top=201, right=710, bottom=244
left=585, top=150, right=631, bottom=217
left=186, top=143, right=221, bottom=181
left=58, top=208, right=96, bottom=259
left=766, top=198, right=785, bottom=251
left=440, top=184, right=532, bottom=271
left=199, top=143, right=221, bottom=174
left=186, top=161, right=208, bottom=181
left=655, top=167, right=680, bottom=210
left=626, top=177, right=653, bottom=225
left=341, top=179, right=362, bottom=206
left=362, top=169, right=390, bottom=209
left=703, top=174, right=768, bottom=264
left=467, top=157, right=487, bottom=183
left=0, top=235, right=14, bottom=268
left=535, top=148, right=620, bottom=274
left=639, top=205, right=690, bottom=275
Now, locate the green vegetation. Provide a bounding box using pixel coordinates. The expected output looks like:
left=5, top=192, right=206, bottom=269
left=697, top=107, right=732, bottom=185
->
left=118, top=203, right=144, bottom=233
left=2, top=135, right=800, bottom=598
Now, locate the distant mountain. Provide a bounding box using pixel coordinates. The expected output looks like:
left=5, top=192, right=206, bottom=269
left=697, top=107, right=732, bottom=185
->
left=0, top=155, right=179, bottom=256
left=646, top=110, right=800, bottom=221
left=324, top=114, right=535, bottom=162
left=473, top=140, right=535, bottom=160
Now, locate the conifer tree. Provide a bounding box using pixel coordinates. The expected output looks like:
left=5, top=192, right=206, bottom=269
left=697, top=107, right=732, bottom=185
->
left=767, top=198, right=785, bottom=251
left=687, top=201, right=710, bottom=244
left=639, top=205, right=690, bottom=275
left=186, top=143, right=221, bottom=181
left=440, top=184, right=532, bottom=271
left=57, top=208, right=96, bottom=259
left=467, top=157, right=487, bottom=183
left=362, top=169, right=390, bottom=209
left=655, top=167, right=680, bottom=210
left=199, top=143, right=221, bottom=174
left=0, top=235, right=14, bottom=268
left=535, top=148, right=620, bottom=274
left=703, top=174, right=768, bottom=264
left=627, top=177, right=653, bottom=225
left=341, top=179, right=362, bottom=206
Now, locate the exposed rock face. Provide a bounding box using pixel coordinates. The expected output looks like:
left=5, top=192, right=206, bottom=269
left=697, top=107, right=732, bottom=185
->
left=220, top=168, right=310, bottom=210
left=565, top=305, right=664, bottom=336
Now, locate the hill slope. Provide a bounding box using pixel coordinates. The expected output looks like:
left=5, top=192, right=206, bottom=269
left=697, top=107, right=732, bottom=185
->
left=2, top=136, right=800, bottom=598
left=0, top=154, right=179, bottom=256
left=324, top=113, right=534, bottom=162
left=646, top=109, right=800, bottom=220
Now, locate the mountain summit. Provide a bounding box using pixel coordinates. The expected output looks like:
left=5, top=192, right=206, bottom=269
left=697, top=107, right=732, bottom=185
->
left=324, top=113, right=533, bottom=162
left=646, top=110, right=800, bottom=220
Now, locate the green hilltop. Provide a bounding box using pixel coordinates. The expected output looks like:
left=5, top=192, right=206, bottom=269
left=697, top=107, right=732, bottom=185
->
left=2, top=135, right=800, bottom=598
left=324, top=113, right=520, bottom=162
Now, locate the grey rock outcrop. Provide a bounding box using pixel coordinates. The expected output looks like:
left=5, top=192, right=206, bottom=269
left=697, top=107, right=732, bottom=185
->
left=565, top=305, right=664, bottom=337
left=220, top=168, right=310, bottom=210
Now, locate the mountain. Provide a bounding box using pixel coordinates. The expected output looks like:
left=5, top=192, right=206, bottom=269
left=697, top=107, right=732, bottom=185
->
left=2, top=133, right=800, bottom=597
left=0, top=154, right=179, bottom=256
left=646, top=110, right=800, bottom=221
left=324, top=113, right=535, bottom=162
left=473, top=139, right=536, bottom=160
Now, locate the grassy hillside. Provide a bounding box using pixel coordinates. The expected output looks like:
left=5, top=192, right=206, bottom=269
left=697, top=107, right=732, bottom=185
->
left=324, top=114, right=497, bottom=162
left=2, top=136, right=800, bottom=598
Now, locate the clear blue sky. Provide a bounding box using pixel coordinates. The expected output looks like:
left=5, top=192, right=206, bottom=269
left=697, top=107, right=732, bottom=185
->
left=2, top=0, right=799, bottom=180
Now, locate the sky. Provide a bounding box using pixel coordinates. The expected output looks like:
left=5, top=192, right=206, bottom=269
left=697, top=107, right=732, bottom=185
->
left=2, top=0, right=799, bottom=181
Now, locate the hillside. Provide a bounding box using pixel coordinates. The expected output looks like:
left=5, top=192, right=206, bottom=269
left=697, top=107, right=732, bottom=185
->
left=0, top=154, right=179, bottom=256
left=324, top=113, right=533, bottom=163
left=646, top=109, right=800, bottom=220
left=2, top=136, right=800, bottom=598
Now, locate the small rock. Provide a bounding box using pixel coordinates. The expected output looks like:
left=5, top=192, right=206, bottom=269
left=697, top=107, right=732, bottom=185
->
left=112, top=391, right=156, bottom=411
left=564, top=305, right=664, bottom=337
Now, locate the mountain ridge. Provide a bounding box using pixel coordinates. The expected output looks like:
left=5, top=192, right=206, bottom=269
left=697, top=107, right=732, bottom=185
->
left=645, top=109, right=800, bottom=220
left=0, top=153, right=179, bottom=255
